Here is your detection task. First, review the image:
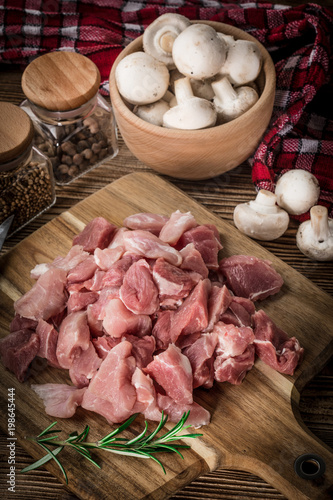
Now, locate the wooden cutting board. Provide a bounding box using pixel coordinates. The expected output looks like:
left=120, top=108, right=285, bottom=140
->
left=0, top=172, right=332, bottom=500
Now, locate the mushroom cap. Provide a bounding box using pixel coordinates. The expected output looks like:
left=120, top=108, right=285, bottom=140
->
left=275, top=169, right=320, bottom=215
left=221, top=40, right=262, bottom=85
left=163, top=97, right=217, bottom=130
left=134, top=99, right=170, bottom=126
left=233, top=190, right=290, bottom=241
left=143, top=13, right=191, bottom=69
left=212, top=78, right=259, bottom=123
left=172, top=24, right=227, bottom=80
left=115, top=51, right=169, bottom=105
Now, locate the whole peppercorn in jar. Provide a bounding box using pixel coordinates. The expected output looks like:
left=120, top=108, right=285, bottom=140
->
left=0, top=102, right=56, bottom=236
left=20, top=51, right=118, bottom=185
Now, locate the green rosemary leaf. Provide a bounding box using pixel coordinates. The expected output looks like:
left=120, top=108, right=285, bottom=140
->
left=36, top=442, right=68, bottom=484
left=20, top=446, right=63, bottom=473
left=37, top=421, right=59, bottom=437
left=143, top=411, right=168, bottom=444
left=99, top=414, right=138, bottom=445
left=125, top=420, right=148, bottom=446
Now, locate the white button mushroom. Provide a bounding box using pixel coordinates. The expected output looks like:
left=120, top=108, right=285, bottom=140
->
left=162, top=76, right=217, bottom=130
left=296, top=205, right=333, bottom=261
left=219, top=39, right=262, bottom=86
left=233, top=189, right=290, bottom=241
left=115, top=51, right=169, bottom=105
left=275, top=169, right=320, bottom=216
left=143, top=13, right=191, bottom=69
left=169, top=68, right=215, bottom=100
left=211, top=76, right=259, bottom=123
left=133, top=99, right=170, bottom=126
left=172, top=24, right=227, bottom=80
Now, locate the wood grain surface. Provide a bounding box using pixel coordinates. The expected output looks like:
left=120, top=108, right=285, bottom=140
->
left=1, top=1, right=333, bottom=495
left=0, top=172, right=332, bottom=500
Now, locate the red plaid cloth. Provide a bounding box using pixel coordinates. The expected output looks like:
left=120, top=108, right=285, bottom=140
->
left=1, top=0, right=332, bottom=220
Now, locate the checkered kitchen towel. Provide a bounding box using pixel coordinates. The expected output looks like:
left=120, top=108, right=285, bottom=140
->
left=1, top=0, right=332, bottom=220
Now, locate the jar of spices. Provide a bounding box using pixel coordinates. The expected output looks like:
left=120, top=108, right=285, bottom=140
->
left=20, top=51, right=118, bottom=185
left=0, top=102, right=56, bottom=236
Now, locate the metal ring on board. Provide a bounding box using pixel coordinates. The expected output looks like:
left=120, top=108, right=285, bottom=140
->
left=294, top=454, right=326, bottom=480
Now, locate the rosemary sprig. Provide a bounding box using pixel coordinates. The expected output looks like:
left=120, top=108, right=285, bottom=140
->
left=21, top=411, right=202, bottom=483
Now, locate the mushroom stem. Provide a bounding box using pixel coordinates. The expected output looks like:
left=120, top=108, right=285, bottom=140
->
left=157, top=30, right=177, bottom=53
left=173, top=77, right=194, bottom=105
left=249, top=190, right=280, bottom=215
left=212, top=76, right=237, bottom=106
left=310, top=205, right=330, bottom=243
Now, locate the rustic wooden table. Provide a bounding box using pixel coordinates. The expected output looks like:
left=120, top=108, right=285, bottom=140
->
left=0, top=2, right=332, bottom=497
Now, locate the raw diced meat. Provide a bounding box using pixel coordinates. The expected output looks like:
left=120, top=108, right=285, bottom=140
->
left=94, top=246, right=124, bottom=271
left=227, top=297, right=255, bottom=328
left=30, top=245, right=89, bottom=279
left=152, top=258, right=200, bottom=302
left=152, top=309, right=176, bottom=350
left=180, top=243, right=209, bottom=279
left=178, top=225, right=222, bottom=270
left=92, top=335, right=121, bottom=359
left=124, top=335, right=156, bottom=369
left=214, top=344, right=255, bottom=384
left=72, top=217, right=117, bottom=253
left=32, top=383, right=86, bottom=418
left=175, top=279, right=210, bottom=336
left=205, top=285, right=232, bottom=332
left=102, top=298, right=152, bottom=338
left=176, top=332, right=201, bottom=350
left=10, top=315, right=37, bottom=332
left=123, top=213, right=169, bottom=235
left=102, top=255, right=135, bottom=287
left=14, top=268, right=67, bottom=321
left=252, top=310, right=304, bottom=375
left=69, top=341, right=102, bottom=388
left=214, top=322, right=255, bottom=358
left=183, top=332, right=218, bottom=388
left=81, top=341, right=137, bottom=423
left=144, top=344, right=193, bottom=405
left=132, top=367, right=162, bottom=421
left=219, top=255, right=283, bottom=301
left=108, top=227, right=129, bottom=248
left=159, top=211, right=197, bottom=245
left=56, top=311, right=90, bottom=369
left=83, top=269, right=106, bottom=291
left=120, top=259, right=159, bottom=315
left=123, top=230, right=182, bottom=266
left=67, top=290, right=99, bottom=313
left=0, top=329, right=40, bottom=382
left=157, top=394, right=210, bottom=427
left=67, top=255, right=98, bottom=283
left=36, top=319, right=60, bottom=367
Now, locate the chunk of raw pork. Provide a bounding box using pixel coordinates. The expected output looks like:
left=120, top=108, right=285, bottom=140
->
left=183, top=332, right=218, bottom=388
left=180, top=243, right=209, bottom=279
left=214, top=322, right=255, bottom=358
left=56, top=311, right=90, bottom=369
left=157, top=394, right=210, bottom=428
left=152, top=258, right=200, bottom=302
left=120, top=259, right=159, bottom=315
left=67, top=290, right=99, bottom=313
left=69, top=341, right=102, bottom=388
left=123, top=213, right=168, bottom=235
left=132, top=367, right=162, bottom=421
left=102, top=255, right=135, bottom=288
left=67, top=254, right=98, bottom=283
left=36, top=319, right=60, bottom=367
left=178, top=225, right=222, bottom=270
left=214, top=344, right=255, bottom=384
left=94, top=246, right=124, bottom=271
left=159, top=211, right=197, bottom=245
left=14, top=268, right=67, bottom=321
left=144, top=343, right=193, bottom=405
left=123, top=230, right=182, bottom=266
left=0, top=329, right=40, bottom=382
left=219, top=255, right=283, bottom=301
left=102, top=298, right=152, bottom=338
left=30, top=245, right=89, bottom=279
left=72, top=217, right=117, bottom=253
left=252, top=310, right=304, bottom=375
left=81, top=340, right=137, bottom=423
left=205, top=285, right=232, bottom=332
left=175, top=279, right=210, bottom=336
left=32, top=383, right=86, bottom=418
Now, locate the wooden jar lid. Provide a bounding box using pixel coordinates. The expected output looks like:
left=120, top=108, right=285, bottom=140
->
left=0, top=102, right=34, bottom=164
left=21, top=51, right=101, bottom=112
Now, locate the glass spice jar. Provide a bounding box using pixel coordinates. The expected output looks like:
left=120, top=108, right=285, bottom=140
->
left=0, top=102, right=56, bottom=237
left=20, top=50, right=118, bottom=185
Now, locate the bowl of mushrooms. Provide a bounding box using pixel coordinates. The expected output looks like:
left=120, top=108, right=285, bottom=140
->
left=109, top=14, right=276, bottom=180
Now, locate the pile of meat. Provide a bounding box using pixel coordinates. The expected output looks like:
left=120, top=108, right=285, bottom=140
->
left=0, top=211, right=304, bottom=428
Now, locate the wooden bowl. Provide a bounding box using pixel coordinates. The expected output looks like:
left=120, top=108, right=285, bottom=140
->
left=109, top=21, right=276, bottom=180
